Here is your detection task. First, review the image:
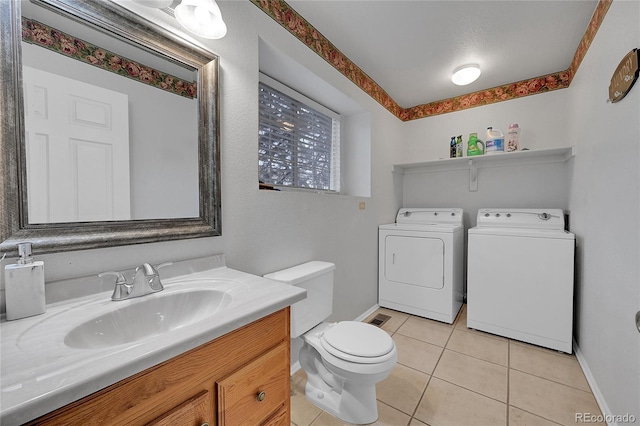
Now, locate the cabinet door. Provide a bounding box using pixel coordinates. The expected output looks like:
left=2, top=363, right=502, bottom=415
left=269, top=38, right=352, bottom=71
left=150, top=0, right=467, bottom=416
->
left=217, top=342, right=289, bottom=425
left=147, top=390, right=212, bottom=426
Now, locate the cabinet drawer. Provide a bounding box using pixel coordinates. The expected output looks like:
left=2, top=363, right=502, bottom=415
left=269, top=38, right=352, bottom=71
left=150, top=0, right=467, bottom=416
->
left=147, top=390, right=211, bottom=426
left=217, top=342, right=289, bottom=425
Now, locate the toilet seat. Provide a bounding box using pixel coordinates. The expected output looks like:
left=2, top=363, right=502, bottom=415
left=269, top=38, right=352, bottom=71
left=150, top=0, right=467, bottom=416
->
left=319, top=321, right=395, bottom=364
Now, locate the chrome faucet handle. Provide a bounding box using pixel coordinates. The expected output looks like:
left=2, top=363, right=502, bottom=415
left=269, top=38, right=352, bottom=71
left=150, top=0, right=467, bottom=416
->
left=98, top=271, right=131, bottom=301
left=130, top=263, right=164, bottom=296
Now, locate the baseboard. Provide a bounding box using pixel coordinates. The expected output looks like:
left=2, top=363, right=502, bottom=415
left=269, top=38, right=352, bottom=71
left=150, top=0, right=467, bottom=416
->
left=573, top=339, right=617, bottom=426
left=291, top=360, right=301, bottom=376
left=354, top=304, right=380, bottom=322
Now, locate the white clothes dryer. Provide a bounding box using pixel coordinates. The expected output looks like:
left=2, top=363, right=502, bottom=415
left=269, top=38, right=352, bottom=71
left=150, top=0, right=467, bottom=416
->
left=378, top=208, right=464, bottom=324
left=467, top=208, right=575, bottom=353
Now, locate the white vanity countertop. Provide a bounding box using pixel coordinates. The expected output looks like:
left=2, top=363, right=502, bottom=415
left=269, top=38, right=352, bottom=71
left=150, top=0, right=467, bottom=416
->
left=0, top=263, right=306, bottom=425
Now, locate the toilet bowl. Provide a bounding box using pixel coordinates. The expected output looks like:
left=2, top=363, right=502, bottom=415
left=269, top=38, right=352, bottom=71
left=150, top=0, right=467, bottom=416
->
left=264, top=261, right=397, bottom=425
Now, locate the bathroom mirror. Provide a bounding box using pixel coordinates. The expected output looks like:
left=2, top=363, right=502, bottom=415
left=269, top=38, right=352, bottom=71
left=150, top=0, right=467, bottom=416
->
left=0, top=0, right=221, bottom=256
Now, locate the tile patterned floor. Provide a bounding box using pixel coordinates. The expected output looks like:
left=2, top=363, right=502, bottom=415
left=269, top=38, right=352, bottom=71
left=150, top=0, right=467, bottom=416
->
left=290, top=305, right=603, bottom=426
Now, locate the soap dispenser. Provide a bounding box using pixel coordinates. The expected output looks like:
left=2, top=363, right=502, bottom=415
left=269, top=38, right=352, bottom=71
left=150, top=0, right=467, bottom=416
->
left=4, top=242, right=45, bottom=320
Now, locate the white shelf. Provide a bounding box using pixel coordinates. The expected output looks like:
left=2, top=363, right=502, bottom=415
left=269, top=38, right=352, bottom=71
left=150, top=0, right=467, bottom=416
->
left=392, top=146, right=575, bottom=174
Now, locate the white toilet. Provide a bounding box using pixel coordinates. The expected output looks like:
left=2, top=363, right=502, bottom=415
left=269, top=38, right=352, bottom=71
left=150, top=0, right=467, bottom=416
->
left=264, top=261, right=397, bottom=425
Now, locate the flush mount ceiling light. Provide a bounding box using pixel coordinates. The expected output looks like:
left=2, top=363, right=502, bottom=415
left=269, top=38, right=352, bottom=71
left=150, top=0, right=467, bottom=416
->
left=451, top=64, right=481, bottom=86
left=175, top=0, right=227, bottom=39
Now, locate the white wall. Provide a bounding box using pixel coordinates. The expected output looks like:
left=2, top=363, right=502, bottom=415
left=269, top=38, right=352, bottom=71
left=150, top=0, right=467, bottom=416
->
left=403, top=89, right=570, bottom=163
left=566, top=0, right=640, bottom=419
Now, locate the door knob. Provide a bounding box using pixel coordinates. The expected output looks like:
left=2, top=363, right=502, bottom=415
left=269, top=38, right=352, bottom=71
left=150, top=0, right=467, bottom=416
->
left=635, top=311, right=640, bottom=333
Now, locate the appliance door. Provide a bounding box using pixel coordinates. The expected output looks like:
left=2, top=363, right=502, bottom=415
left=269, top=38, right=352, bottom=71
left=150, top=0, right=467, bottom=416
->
left=384, top=235, right=444, bottom=289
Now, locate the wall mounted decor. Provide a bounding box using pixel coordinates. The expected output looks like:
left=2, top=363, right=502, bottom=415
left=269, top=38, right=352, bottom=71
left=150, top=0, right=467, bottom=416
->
left=608, top=48, right=639, bottom=103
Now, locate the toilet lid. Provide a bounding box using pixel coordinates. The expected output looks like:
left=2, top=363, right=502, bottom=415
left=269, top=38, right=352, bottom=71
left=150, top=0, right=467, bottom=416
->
left=320, top=321, right=395, bottom=363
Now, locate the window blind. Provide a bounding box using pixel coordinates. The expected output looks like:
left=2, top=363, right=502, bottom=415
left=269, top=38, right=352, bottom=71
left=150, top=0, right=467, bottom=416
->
left=258, top=77, right=340, bottom=192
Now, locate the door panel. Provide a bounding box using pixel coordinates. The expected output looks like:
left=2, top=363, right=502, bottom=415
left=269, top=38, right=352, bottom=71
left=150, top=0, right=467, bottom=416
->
left=23, top=65, right=130, bottom=223
left=384, top=235, right=444, bottom=289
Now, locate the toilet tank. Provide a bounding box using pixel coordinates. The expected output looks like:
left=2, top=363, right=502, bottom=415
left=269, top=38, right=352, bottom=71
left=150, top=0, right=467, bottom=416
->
left=264, top=261, right=335, bottom=338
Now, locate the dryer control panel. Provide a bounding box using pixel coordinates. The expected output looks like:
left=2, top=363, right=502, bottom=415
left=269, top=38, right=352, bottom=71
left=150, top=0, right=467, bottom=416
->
left=476, top=208, right=565, bottom=230
left=396, top=208, right=463, bottom=226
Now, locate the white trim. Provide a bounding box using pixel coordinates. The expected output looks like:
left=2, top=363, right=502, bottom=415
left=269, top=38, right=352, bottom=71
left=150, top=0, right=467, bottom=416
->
left=574, top=339, right=617, bottom=426
left=354, top=304, right=381, bottom=322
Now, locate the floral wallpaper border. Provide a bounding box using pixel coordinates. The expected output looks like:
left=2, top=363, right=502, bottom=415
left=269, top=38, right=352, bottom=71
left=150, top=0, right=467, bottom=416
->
left=21, top=17, right=197, bottom=99
left=251, top=0, right=612, bottom=121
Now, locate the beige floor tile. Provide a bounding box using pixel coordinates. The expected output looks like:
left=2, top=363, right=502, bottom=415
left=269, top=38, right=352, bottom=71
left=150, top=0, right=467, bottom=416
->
left=291, top=370, right=322, bottom=426
left=376, top=363, right=430, bottom=416
left=433, top=349, right=507, bottom=402
left=455, top=305, right=508, bottom=342
left=310, top=401, right=410, bottom=426
left=454, top=303, right=468, bottom=330
left=509, top=407, right=562, bottom=426
left=365, top=307, right=410, bottom=334
left=414, top=377, right=507, bottom=426
left=446, top=328, right=509, bottom=366
left=291, top=389, right=322, bottom=426
left=408, top=419, right=428, bottom=426
left=292, top=369, right=308, bottom=394
left=396, top=316, right=453, bottom=347
left=509, top=370, right=604, bottom=426
left=509, top=342, right=591, bottom=391
left=394, top=333, right=444, bottom=374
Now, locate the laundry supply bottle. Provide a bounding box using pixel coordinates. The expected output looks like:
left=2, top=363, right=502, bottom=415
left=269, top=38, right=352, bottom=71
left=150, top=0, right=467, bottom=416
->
left=4, top=242, right=46, bottom=320
left=485, top=127, right=504, bottom=154
left=507, top=123, right=520, bottom=152
left=467, top=133, right=484, bottom=156
left=450, top=136, right=456, bottom=158
left=455, top=135, right=463, bottom=157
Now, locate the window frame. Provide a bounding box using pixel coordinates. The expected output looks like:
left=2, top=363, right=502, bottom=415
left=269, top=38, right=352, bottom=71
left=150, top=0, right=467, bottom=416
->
left=258, top=73, right=341, bottom=193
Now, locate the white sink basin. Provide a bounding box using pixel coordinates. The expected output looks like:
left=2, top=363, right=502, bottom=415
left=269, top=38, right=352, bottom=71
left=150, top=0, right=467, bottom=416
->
left=64, top=289, right=232, bottom=349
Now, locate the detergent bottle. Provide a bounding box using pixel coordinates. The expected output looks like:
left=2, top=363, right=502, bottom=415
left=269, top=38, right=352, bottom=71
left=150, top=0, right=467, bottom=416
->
left=467, top=133, right=484, bottom=156
left=507, top=123, right=520, bottom=152
left=485, top=127, right=505, bottom=154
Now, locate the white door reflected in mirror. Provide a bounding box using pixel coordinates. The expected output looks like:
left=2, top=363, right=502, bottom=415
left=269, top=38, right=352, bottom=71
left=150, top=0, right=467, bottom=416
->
left=23, top=66, right=131, bottom=223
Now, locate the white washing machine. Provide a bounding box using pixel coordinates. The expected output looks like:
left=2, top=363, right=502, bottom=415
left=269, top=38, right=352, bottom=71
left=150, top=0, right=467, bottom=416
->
left=467, top=208, right=575, bottom=353
left=379, top=208, right=464, bottom=324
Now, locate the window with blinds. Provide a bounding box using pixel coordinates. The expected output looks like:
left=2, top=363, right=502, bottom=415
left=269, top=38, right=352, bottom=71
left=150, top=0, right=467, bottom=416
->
left=258, top=75, right=340, bottom=192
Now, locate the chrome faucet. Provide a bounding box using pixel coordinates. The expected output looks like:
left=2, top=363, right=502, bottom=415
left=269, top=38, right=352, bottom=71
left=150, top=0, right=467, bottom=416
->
left=99, top=263, right=169, bottom=301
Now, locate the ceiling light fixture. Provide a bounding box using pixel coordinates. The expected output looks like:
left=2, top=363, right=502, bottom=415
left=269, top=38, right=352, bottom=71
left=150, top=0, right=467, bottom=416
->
left=451, top=64, right=481, bottom=86
left=175, top=0, right=227, bottom=39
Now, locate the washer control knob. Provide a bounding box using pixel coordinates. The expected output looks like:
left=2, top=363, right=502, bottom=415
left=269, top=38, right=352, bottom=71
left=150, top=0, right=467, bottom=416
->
left=539, top=212, right=551, bottom=220
left=484, top=213, right=490, bottom=217
left=496, top=213, right=501, bottom=217
left=506, top=213, right=511, bottom=217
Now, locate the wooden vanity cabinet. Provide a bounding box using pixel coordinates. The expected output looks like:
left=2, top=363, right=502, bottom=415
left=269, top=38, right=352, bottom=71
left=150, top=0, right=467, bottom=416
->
left=27, top=308, right=291, bottom=426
